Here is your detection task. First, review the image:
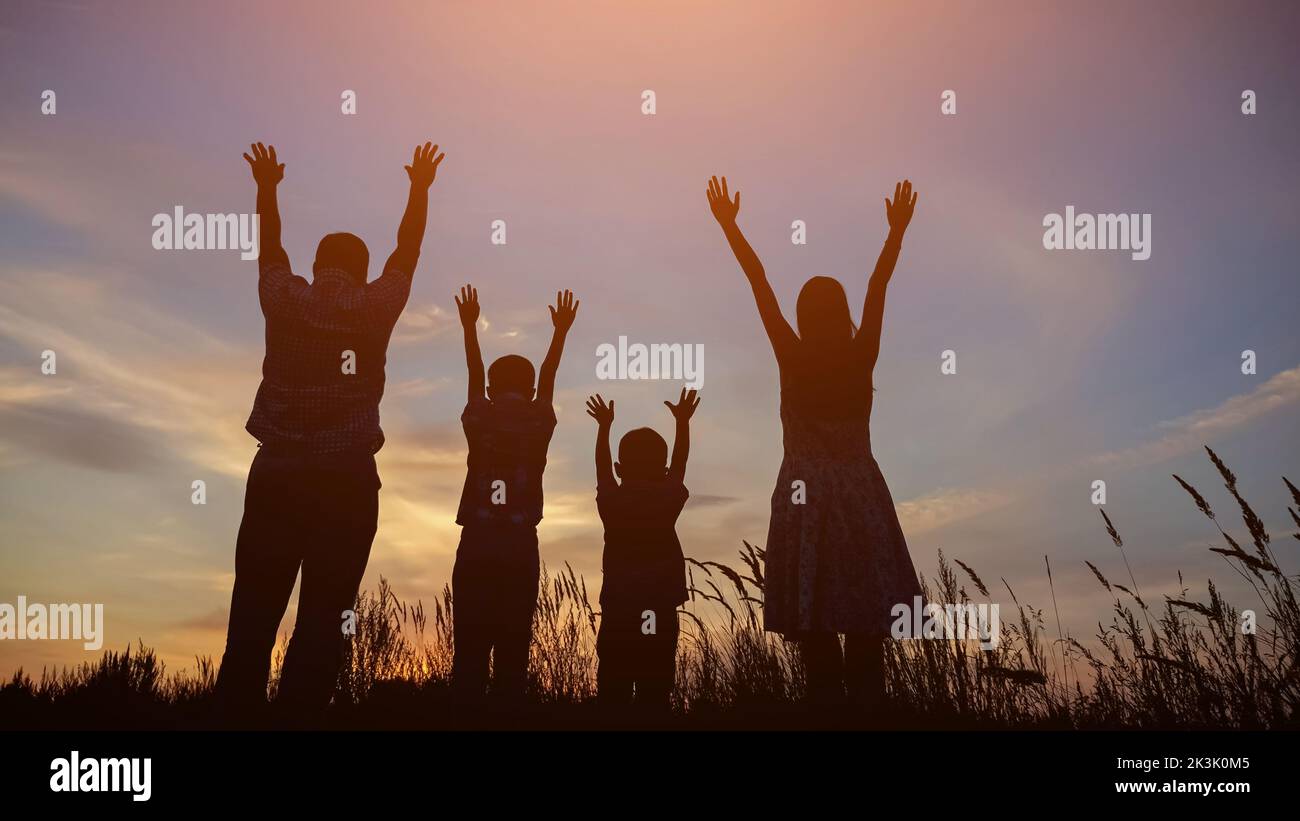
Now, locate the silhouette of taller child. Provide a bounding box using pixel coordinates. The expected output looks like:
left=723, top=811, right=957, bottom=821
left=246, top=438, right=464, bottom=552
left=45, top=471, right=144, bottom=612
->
left=216, top=141, right=444, bottom=721
left=451, top=285, right=579, bottom=700
left=706, top=176, right=922, bottom=707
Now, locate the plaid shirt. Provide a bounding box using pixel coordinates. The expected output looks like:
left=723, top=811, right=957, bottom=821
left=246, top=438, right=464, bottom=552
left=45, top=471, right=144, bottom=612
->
left=456, top=395, right=557, bottom=527
left=597, top=477, right=690, bottom=608
left=245, top=252, right=414, bottom=454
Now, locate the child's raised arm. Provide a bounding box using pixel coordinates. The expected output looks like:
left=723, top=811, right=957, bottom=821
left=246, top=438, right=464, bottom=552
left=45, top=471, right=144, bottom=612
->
left=455, top=284, right=485, bottom=401
left=537, top=289, right=579, bottom=404
left=857, top=180, right=916, bottom=376
left=663, top=387, right=700, bottom=483
left=707, top=176, right=797, bottom=361
left=585, top=394, right=616, bottom=489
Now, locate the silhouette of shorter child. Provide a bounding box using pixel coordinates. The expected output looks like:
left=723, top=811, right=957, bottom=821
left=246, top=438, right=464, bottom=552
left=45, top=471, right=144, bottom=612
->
left=452, top=285, right=578, bottom=700
left=585, top=389, right=699, bottom=709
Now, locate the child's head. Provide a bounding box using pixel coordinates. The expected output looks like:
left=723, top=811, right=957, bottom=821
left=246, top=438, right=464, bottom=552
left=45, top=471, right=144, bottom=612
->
left=615, top=427, right=668, bottom=481
left=487, top=354, right=536, bottom=400
left=796, top=276, right=855, bottom=349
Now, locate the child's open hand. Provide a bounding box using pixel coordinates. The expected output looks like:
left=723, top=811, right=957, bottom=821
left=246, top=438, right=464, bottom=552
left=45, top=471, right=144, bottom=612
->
left=549, top=289, right=579, bottom=332
left=585, top=394, right=614, bottom=426
left=664, top=387, right=700, bottom=421
left=454, top=284, right=479, bottom=327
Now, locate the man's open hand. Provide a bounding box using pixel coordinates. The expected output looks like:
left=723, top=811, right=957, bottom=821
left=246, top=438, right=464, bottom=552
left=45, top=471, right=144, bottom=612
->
left=243, top=142, right=284, bottom=187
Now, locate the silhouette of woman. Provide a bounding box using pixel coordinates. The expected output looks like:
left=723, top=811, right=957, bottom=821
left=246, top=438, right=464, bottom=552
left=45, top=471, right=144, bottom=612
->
left=706, top=176, right=922, bottom=707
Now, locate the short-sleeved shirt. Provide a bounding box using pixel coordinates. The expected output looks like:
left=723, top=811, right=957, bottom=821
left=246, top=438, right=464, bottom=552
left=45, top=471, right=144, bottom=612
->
left=245, top=257, right=414, bottom=454
left=597, top=477, right=689, bottom=608
left=456, top=395, right=557, bottom=528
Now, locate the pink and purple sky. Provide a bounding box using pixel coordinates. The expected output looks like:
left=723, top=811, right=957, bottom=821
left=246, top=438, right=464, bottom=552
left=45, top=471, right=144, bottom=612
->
left=2, top=0, right=1298, bottom=676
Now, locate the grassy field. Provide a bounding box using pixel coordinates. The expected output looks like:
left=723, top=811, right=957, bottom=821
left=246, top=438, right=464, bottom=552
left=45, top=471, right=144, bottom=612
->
left=3, top=447, right=1297, bottom=730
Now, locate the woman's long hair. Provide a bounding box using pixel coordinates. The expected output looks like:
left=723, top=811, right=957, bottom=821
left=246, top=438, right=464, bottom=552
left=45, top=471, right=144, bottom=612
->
left=792, top=276, right=870, bottom=406
left=796, top=275, right=856, bottom=348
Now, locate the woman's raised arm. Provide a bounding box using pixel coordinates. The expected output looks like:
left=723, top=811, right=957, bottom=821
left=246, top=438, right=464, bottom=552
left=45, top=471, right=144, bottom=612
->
left=857, top=179, right=917, bottom=375
left=707, top=175, right=797, bottom=360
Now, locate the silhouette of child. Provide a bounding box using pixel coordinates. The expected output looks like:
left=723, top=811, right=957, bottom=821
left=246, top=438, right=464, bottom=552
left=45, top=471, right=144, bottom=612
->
left=706, top=175, right=922, bottom=708
left=451, top=285, right=578, bottom=700
left=586, top=389, right=699, bottom=709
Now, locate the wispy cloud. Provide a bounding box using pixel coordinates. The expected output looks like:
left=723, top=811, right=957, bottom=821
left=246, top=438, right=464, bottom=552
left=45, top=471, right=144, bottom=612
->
left=687, top=494, right=742, bottom=508
left=0, top=399, right=163, bottom=473
left=896, top=365, right=1300, bottom=535
left=896, top=487, right=1015, bottom=535
left=0, top=268, right=260, bottom=478
left=392, top=303, right=457, bottom=345
left=1093, top=367, right=1300, bottom=471
left=386, top=376, right=450, bottom=399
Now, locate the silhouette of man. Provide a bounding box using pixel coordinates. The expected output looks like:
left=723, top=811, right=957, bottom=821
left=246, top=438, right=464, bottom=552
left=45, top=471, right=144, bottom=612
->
left=214, top=141, right=445, bottom=721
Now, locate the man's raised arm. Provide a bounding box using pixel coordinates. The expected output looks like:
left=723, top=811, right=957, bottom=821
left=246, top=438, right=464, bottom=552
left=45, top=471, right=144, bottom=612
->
left=383, top=141, right=445, bottom=276
left=244, top=142, right=302, bottom=318
left=243, top=142, right=286, bottom=266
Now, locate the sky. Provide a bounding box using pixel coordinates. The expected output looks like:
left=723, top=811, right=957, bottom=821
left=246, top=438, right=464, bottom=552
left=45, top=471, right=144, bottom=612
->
left=1, top=0, right=1298, bottom=678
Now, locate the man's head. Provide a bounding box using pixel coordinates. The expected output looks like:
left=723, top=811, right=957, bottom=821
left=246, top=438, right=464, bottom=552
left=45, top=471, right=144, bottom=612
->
left=487, top=354, right=536, bottom=400
left=314, top=232, right=369, bottom=285
left=615, top=427, right=669, bottom=482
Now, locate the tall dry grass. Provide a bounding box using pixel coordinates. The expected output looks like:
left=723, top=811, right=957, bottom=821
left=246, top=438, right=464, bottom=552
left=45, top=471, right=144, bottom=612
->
left=2, top=447, right=1296, bottom=729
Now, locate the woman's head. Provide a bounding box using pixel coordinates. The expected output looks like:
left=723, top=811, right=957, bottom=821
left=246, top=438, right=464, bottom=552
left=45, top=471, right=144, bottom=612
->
left=796, top=276, right=855, bottom=348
